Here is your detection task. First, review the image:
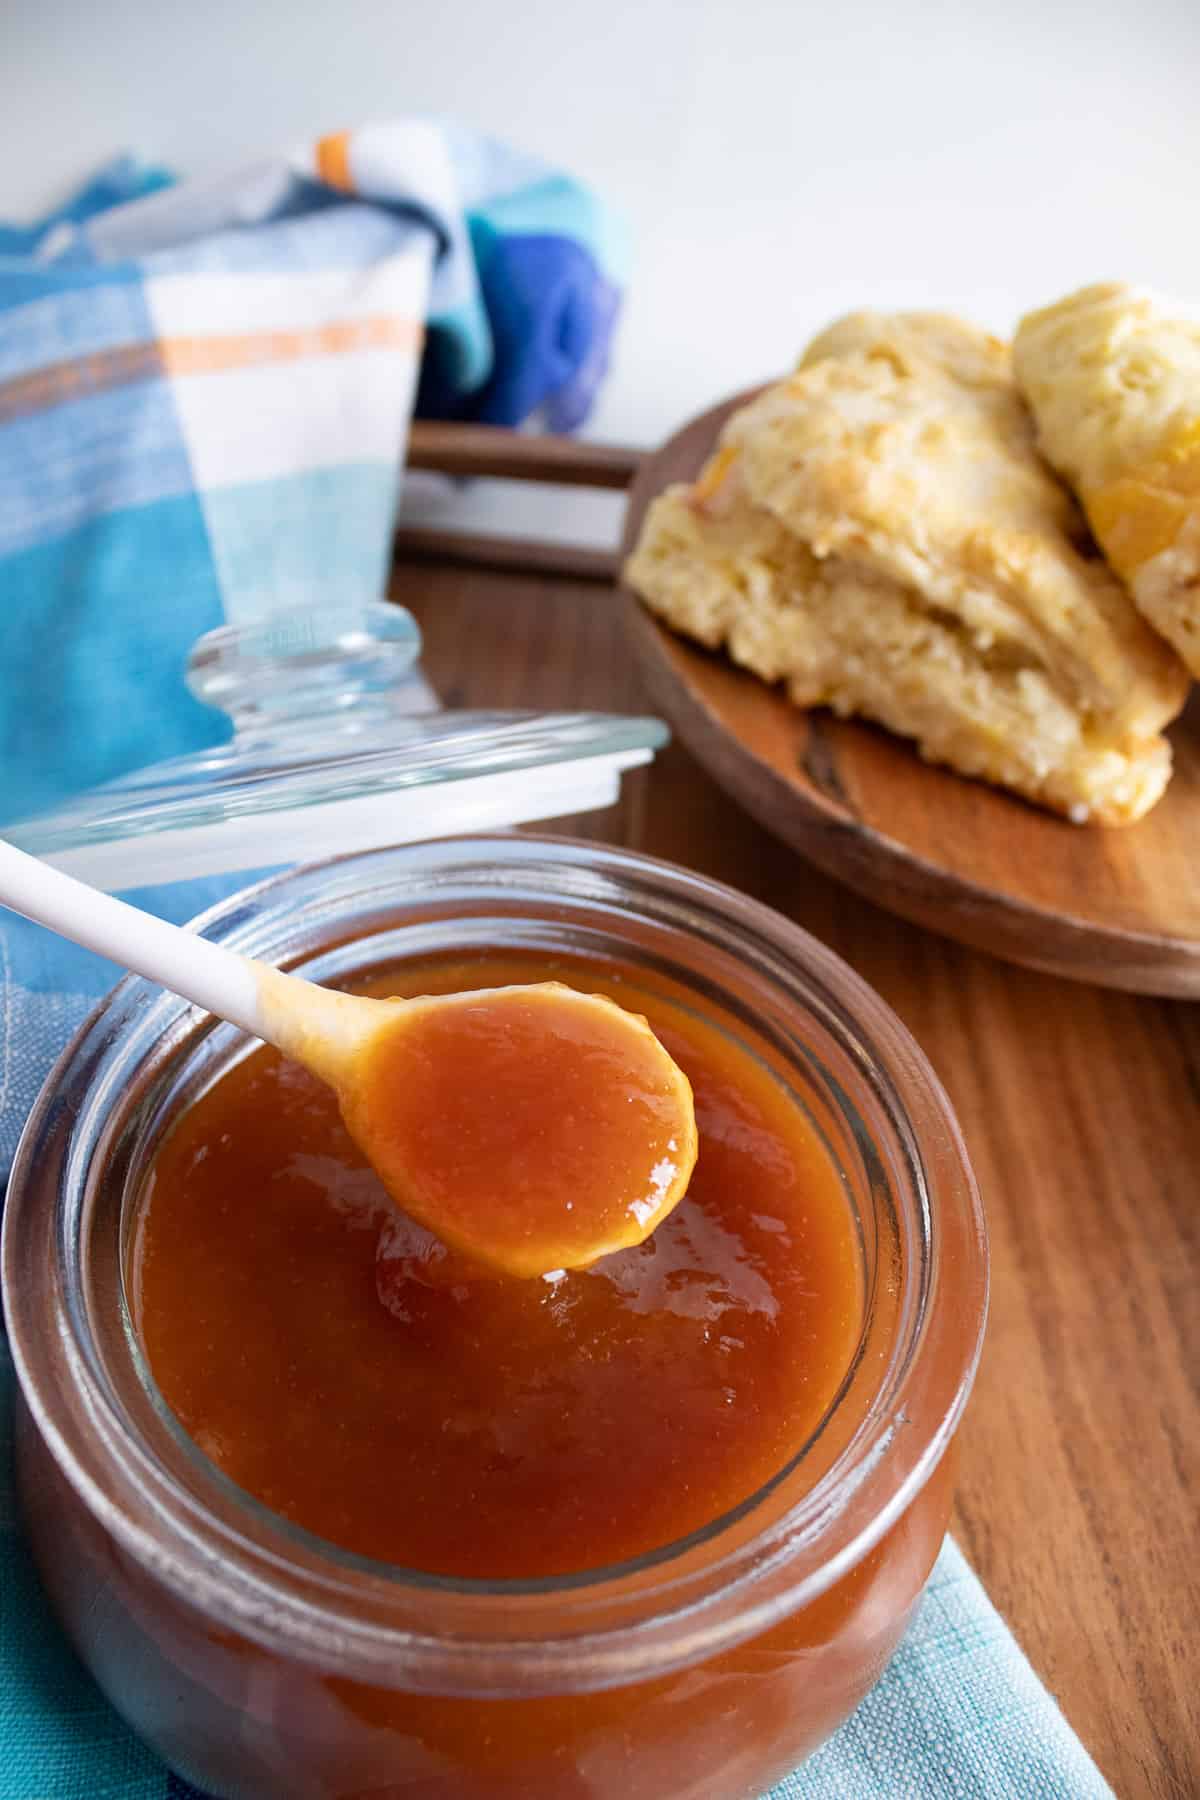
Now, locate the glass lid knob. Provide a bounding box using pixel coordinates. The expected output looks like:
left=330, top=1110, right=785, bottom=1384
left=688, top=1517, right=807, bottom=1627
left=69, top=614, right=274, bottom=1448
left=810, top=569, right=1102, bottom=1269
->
left=186, top=602, right=426, bottom=742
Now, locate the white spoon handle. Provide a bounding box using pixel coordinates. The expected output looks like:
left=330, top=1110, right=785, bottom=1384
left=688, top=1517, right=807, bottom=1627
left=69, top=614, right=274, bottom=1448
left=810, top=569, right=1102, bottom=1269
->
left=0, top=835, right=264, bottom=1036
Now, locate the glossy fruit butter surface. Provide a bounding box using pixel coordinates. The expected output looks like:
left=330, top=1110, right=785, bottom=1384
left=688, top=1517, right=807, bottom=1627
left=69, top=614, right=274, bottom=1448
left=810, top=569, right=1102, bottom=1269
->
left=130, top=950, right=863, bottom=1579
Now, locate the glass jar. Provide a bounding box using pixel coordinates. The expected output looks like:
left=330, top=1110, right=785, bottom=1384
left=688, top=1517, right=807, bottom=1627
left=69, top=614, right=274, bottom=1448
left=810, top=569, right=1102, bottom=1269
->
left=2, top=836, right=987, bottom=1800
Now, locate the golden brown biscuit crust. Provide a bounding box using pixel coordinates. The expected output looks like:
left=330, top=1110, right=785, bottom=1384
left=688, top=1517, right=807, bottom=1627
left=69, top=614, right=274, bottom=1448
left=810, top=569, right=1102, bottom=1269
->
left=625, top=311, right=1188, bottom=824
left=1014, top=283, right=1200, bottom=673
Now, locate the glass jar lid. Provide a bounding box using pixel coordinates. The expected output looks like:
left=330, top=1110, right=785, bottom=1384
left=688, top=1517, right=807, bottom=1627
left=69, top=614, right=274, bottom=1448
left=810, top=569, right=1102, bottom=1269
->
left=8, top=604, right=667, bottom=888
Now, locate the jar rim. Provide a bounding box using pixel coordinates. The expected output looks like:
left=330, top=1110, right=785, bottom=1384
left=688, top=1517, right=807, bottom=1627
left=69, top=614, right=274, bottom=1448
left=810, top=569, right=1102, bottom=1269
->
left=2, top=835, right=987, bottom=1695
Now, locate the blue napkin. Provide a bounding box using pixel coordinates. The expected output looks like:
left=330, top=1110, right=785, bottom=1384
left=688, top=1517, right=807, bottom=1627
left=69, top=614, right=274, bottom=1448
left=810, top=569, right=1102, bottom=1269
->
left=0, top=882, right=1114, bottom=1799
left=0, top=128, right=626, bottom=828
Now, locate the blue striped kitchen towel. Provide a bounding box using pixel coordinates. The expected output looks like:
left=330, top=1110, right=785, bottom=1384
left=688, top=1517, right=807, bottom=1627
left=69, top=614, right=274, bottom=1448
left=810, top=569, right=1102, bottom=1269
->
left=0, top=878, right=1114, bottom=1800
left=0, top=124, right=626, bottom=828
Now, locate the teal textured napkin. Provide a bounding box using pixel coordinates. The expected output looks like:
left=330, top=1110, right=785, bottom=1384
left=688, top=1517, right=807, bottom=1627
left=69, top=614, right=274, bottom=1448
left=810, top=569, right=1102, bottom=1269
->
left=0, top=880, right=1114, bottom=1800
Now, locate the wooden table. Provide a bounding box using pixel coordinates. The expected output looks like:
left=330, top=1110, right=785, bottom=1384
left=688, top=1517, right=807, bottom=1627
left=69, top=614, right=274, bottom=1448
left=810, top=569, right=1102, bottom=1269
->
left=395, top=552, right=1198, bottom=1800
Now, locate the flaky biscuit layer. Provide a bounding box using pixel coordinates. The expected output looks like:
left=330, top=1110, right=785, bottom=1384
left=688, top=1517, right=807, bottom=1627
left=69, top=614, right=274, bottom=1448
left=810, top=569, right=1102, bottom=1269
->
left=625, top=311, right=1187, bottom=823
left=1015, top=283, right=1200, bottom=674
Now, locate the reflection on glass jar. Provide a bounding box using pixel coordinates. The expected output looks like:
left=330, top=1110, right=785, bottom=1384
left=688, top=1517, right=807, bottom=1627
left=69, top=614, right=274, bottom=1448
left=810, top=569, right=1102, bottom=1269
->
left=4, top=837, right=987, bottom=1800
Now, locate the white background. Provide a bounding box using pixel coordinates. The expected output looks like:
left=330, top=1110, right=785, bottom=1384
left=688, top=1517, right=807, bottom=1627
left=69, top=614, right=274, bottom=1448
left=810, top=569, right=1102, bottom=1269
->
left=7, top=0, right=1200, bottom=541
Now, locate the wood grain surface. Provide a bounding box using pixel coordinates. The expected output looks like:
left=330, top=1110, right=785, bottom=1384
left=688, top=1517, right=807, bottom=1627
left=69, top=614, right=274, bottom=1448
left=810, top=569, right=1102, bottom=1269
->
left=395, top=550, right=1199, bottom=1800
left=618, top=393, right=1200, bottom=998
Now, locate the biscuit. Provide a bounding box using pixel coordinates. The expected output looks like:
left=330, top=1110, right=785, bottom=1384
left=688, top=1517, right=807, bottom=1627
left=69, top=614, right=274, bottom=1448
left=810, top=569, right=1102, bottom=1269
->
left=1014, top=283, right=1200, bottom=674
left=625, top=312, right=1188, bottom=823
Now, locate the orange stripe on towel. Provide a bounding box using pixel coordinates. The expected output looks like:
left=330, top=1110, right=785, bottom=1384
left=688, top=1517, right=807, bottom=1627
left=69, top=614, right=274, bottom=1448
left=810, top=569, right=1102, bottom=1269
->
left=160, top=316, right=424, bottom=375
left=315, top=131, right=354, bottom=192
left=0, top=343, right=166, bottom=423
left=0, top=318, right=424, bottom=423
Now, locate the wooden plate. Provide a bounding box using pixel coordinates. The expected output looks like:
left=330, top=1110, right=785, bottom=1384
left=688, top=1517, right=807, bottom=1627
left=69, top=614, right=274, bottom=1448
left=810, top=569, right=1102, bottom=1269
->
left=620, top=393, right=1200, bottom=996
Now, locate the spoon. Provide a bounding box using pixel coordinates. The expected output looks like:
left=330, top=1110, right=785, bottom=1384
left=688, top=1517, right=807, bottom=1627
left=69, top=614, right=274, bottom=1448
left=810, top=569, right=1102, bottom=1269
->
left=0, top=840, right=698, bottom=1278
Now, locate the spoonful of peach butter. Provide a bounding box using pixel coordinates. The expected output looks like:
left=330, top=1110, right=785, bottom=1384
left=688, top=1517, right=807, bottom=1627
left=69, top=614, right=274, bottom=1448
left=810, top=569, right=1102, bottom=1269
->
left=0, top=839, right=697, bottom=1276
